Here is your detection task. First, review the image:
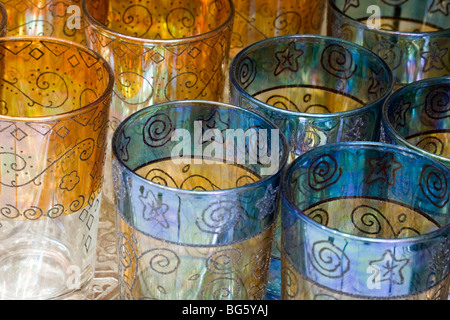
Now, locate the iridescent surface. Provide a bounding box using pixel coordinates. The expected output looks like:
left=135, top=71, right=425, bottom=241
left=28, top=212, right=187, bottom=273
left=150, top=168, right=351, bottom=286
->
left=230, top=0, right=328, bottom=58
left=1, top=0, right=87, bottom=44
left=0, top=37, right=114, bottom=299
left=112, top=101, right=288, bottom=300
left=281, top=142, right=450, bottom=299
left=328, top=0, right=450, bottom=86
left=383, top=77, right=450, bottom=169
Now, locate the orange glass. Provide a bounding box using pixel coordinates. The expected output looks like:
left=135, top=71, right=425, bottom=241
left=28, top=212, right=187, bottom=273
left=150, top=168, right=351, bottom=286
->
left=0, top=0, right=87, bottom=44
left=82, top=0, right=234, bottom=202
left=0, top=37, right=114, bottom=299
left=230, top=0, right=328, bottom=58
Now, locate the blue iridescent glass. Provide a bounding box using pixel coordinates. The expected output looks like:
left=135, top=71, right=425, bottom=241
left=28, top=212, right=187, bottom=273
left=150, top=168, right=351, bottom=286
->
left=281, top=142, right=450, bottom=299
left=111, top=100, right=288, bottom=300
left=382, top=76, right=450, bottom=169
left=328, top=0, right=450, bottom=87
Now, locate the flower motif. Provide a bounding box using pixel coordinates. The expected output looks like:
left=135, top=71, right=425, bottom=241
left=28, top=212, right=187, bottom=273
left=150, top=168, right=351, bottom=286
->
left=60, top=170, right=80, bottom=191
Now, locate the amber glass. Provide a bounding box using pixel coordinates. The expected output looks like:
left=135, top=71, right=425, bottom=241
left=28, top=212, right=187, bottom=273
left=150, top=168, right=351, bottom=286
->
left=0, top=37, right=114, bottom=299
left=231, top=0, right=328, bottom=58
left=0, top=0, right=87, bottom=44
left=82, top=0, right=234, bottom=202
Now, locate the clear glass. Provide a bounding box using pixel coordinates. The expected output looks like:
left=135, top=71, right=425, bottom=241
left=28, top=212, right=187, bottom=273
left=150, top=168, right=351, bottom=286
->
left=0, top=37, right=114, bottom=299
left=82, top=0, right=235, bottom=203
left=382, top=76, right=450, bottom=169
left=112, top=100, right=288, bottom=300
left=229, top=34, right=393, bottom=299
left=0, top=0, right=87, bottom=44
left=281, top=142, right=450, bottom=300
left=328, top=0, right=450, bottom=87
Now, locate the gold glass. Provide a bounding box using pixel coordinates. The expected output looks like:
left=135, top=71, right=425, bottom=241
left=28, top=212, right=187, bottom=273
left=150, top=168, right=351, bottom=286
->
left=0, top=37, right=114, bottom=299
left=0, top=0, right=87, bottom=44
left=82, top=0, right=234, bottom=202
left=0, top=2, right=6, bottom=37
left=231, top=0, right=328, bottom=58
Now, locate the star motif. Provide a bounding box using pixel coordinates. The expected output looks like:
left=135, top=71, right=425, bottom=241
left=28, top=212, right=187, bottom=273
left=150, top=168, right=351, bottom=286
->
left=366, top=152, right=402, bottom=186
left=368, top=68, right=387, bottom=99
left=344, top=117, right=367, bottom=141
left=255, top=184, right=279, bottom=220
left=117, top=131, right=131, bottom=162
left=420, top=42, right=448, bottom=72
left=343, top=0, right=360, bottom=13
left=198, top=110, right=230, bottom=144
left=274, top=41, right=304, bottom=76
left=139, top=189, right=170, bottom=229
left=392, top=99, right=411, bottom=129
left=369, top=250, right=409, bottom=285
left=428, top=0, right=450, bottom=15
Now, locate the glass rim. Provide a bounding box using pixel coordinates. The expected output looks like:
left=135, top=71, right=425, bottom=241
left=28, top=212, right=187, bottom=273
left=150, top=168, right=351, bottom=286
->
left=112, top=99, right=289, bottom=196
left=328, top=0, right=450, bottom=37
left=281, top=141, right=450, bottom=244
left=0, top=36, right=115, bottom=123
left=229, top=34, right=394, bottom=119
left=382, top=76, right=450, bottom=165
left=81, top=0, right=235, bottom=46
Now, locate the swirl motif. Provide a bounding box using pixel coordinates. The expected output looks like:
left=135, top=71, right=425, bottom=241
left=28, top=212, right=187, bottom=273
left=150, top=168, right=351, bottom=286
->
left=298, top=125, right=328, bottom=154
left=415, top=136, right=445, bottom=155
left=273, top=12, right=302, bottom=34
left=308, top=154, right=342, bottom=191
left=69, top=195, right=85, bottom=212
left=419, top=165, right=449, bottom=208
left=141, top=248, right=180, bottom=274
left=307, top=208, right=329, bottom=226
left=0, top=204, right=20, bottom=219
left=196, top=201, right=244, bottom=234
left=164, top=72, right=203, bottom=100
left=371, top=40, right=403, bottom=70
left=320, top=44, right=357, bottom=79
left=201, top=277, right=241, bottom=300
left=115, top=72, right=154, bottom=105
left=122, top=5, right=152, bottom=37
left=265, top=95, right=300, bottom=112
left=282, top=266, right=299, bottom=298
left=47, top=204, right=65, bottom=218
left=23, top=206, right=44, bottom=220
left=166, top=8, right=195, bottom=38
left=237, top=57, right=257, bottom=90
left=309, top=240, right=350, bottom=278
left=351, top=205, right=395, bottom=237
left=424, top=87, right=450, bottom=119
left=206, top=249, right=243, bottom=274
left=143, top=113, right=173, bottom=147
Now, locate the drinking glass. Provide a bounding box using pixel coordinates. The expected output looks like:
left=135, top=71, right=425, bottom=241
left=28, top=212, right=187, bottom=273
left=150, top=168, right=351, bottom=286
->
left=229, top=35, right=393, bottom=299
left=82, top=0, right=235, bottom=202
left=382, top=76, right=450, bottom=169
left=0, top=37, right=114, bottom=299
left=281, top=142, right=450, bottom=300
left=112, top=100, right=288, bottom=300
left=328, top=0, right=450, bottom=88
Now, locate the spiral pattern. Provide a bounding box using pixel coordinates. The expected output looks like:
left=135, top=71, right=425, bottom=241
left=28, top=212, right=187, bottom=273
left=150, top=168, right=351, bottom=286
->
left=0, top=204, right=20, bottom=219
left=309, top=240, right=350, bottom=278
left=320, top=44, right=357, bottom=79
left=273, top=12, right=302, bottom=34
left=237, top=57, right=257, bottom=89
left=424, top=86, right=450, bottom=120
left=350, top=205, right=395, bottom=237
left=419, top=165, right=449, bottom=208
left=307, top=208, right=329, bottom=226
left=141, top=248, right=180, bottom=275
left=415, top=136, right=445, bottom=156
left=196, top=201, right=243, bottom=234
left=371, top=40, right=403, bottom=70
left=308, top=154, right=342, bottom=191
left=206, top=249, right=243, bottom=274
left=201, top=277, right=241, bottom=300
left=166, top=8, right=195, bottom=38
left=143, top=113, right=173, bottom=147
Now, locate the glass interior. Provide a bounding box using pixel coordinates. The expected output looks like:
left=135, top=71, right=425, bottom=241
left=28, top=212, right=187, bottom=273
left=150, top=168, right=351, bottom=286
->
left=85, top=0, right=233, bottom=40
